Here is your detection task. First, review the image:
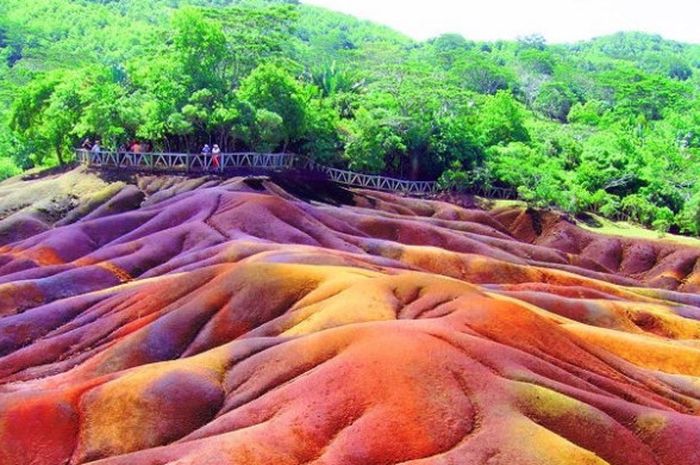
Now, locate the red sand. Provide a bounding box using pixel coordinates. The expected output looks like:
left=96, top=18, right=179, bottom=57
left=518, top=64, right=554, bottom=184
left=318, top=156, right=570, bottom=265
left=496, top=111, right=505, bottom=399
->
left=0, top=168, right=698, bottom=465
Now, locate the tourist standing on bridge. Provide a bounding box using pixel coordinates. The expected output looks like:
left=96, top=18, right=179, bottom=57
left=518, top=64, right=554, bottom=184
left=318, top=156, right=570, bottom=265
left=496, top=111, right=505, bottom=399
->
left=129, top=141, right=142, bottom=153
left=80, top=138, right=92, bottom=151
left=201, top=144, right=211, bottom=168
left=212, top=144, right=221, bottom=168
left=91, top=140, right=101, bottom=154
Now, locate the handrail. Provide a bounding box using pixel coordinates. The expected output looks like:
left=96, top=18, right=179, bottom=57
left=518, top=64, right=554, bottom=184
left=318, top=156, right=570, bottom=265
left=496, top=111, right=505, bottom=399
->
left=75, top=149, right=440, bottom=194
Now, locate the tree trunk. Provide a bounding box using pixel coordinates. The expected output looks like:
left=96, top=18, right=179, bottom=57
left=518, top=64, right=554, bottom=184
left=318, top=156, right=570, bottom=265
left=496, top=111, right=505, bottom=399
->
left=56, top=144, right=65, bottom=166
left=410, top=151, right=420, bottom=180
left=219, top=130, right=227, bottom=151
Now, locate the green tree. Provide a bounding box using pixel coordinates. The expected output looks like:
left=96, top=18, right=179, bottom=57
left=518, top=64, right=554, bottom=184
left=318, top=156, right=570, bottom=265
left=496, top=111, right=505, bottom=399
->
left=596, top=65, right=688, bottom=120
left=534, top=82, right=577, bottom=122
left=249, top=109, right=284, bottom=153
left=450, top=53, right=515, bottom=94
left=10, top=70, right=82, bottom=166
left=485, top=142, right=570, bottom=209
left=343, top=107, right=405, bottom=173
left=568, top=100, right=608, bottom=126
left=73, top=67, right=130, bottom=147
left=208, top=2, right=298, bottom=84
left=301, top=94, right=341, bottom=162
left=238, top=63, right=308, bottom=151
left=430, top=111, right=483, bottom=172
left=677, top=192, right=700, bottom=235
left=172, top=7, right=227, bottom=92
left=477, top=91, right=529, bottom=147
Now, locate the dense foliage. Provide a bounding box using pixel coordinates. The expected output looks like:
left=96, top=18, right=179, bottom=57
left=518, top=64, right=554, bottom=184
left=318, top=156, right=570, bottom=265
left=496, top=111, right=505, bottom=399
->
left=1, top=0, right=700, bottom=234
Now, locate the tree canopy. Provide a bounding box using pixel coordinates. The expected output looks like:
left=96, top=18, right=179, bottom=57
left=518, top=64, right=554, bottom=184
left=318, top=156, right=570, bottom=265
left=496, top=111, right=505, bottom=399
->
left=1, top=0, right=700, bottom=234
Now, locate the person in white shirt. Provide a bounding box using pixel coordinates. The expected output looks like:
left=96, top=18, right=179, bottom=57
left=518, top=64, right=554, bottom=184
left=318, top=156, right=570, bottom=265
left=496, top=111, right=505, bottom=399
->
left=212, top=144, right=221, bottom=168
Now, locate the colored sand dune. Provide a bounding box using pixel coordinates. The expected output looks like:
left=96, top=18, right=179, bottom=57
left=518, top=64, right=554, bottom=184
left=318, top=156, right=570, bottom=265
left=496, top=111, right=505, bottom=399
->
left=0, top=167, right=699, bottom=465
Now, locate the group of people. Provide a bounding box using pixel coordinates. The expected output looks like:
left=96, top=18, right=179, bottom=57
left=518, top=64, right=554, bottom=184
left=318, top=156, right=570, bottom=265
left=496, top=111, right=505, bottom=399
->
left=79, top=138, right=224, bottom=169
left=80, top=138, right=152, bottom=155
left=81, top=138, right=100, bottom=153
left=201, top=144, right=221, bottom=168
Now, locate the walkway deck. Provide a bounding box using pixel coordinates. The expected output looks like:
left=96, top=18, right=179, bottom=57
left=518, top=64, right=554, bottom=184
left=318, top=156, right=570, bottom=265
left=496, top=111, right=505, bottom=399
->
left=76, top=150, right=439, bottom=194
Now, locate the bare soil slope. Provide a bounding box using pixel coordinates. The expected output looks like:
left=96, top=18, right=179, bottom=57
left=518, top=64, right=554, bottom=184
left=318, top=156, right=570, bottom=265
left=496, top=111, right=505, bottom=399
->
left=0, top=167, right=699, bottom=465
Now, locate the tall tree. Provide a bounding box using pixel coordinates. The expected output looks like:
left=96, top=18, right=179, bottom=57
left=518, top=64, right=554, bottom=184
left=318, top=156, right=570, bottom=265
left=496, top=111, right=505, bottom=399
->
left=237, top=63, right=308, bottom=151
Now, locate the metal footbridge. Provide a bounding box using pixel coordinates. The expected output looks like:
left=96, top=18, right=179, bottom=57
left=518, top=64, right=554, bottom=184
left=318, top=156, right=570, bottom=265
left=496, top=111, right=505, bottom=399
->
left=76, top=149, right=439, bottom=194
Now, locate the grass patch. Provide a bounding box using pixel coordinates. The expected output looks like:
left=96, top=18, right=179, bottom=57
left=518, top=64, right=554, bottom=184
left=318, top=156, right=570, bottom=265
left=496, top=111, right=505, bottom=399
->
left=579, top=214, right=700, bottom=247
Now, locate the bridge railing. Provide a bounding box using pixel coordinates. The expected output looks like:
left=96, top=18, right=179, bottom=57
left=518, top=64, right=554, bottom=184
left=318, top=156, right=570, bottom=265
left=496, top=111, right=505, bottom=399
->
left=76, top=149, right=440, bottom=194
left=75, top=149, right=521, bottom=198
left=76, top=150, right=297, bottom=172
